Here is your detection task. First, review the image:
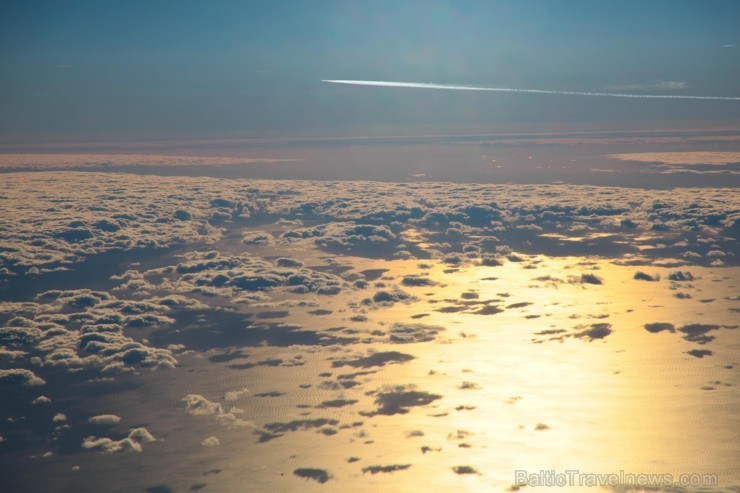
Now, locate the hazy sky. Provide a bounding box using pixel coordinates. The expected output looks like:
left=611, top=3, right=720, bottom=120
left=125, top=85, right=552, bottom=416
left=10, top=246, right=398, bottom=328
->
left=2, top=0, right=739, bottom=142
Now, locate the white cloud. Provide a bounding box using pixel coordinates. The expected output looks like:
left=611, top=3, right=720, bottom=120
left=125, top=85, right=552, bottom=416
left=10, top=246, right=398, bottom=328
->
left=0, top=368, right=45, bottom=386
left=183, top=394, right=223, bottom=416
left=82, top=427, right=155, bottom=454
left=89, top=414, right=122, bottom=425
left=201, top=436, right=220, bottom=447
left=224, top=388, right=250, bottom=401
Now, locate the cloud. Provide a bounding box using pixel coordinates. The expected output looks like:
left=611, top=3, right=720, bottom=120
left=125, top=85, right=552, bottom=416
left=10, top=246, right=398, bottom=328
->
left=293, top=468, right=331, bottom=483
left=331, top=351, right=414, bottom=368
left=201, top=436, right=220, bottom=447
left=361, top=464, right=411, bottom=474
left=679, top=324, right=721, bottom=344
left=0, top=166, right=737, bottom=492
left=223, top=388, right=250, bottom=401
left=322, top=79, right=740, bottom=100
left=687, top=349, right=712, bottom=358
left=89, top=414, right=122, bottom=425
left=166, top=251, right=350, bottom=299
left=634, top=271, right=660, bottom=281
left=605, top=80, right=687, bottom=91
left=183, top=394, right=254, bottom=428
left=668, top=271, right=694, bottom=282
left=401, top=275, right=436, bottom=287
left=574, top=323, right=613, bottom=341
left=82, top=427, right=155, bottom=454
left=388, top=323, right=444, bottom=343
left=644, top=323, right=675, bottom=333
left=364, top=384, right=441, bottom=416
left=317, top=399, right=358, bottom=408
left=2, top=172, right=737, bottom=279
left=0, top=348, right=27, bottom=361
left=257, top=418, right=339, bottom=442
left=580, top=273, right=604, bottom=285
left=183, top=394, right=223, bottom=416
left=0, top=368, right=46, bottom=386
left=366, top=290, right=414, bottom=305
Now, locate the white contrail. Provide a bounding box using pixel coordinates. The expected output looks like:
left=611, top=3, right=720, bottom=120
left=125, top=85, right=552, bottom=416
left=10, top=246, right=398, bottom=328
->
left=322, top=79, right=740, bottom=101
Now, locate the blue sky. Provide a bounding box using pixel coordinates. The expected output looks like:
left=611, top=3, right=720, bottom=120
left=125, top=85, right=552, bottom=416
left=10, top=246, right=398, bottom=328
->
left=1, top=0, right=739, bottom=141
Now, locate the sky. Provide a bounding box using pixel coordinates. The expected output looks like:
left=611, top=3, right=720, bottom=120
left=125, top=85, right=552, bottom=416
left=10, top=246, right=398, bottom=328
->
left=1, top=0, right=739, bottom=142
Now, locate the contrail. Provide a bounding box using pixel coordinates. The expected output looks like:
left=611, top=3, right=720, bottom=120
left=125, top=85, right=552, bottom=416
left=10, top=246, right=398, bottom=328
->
left=322, top=79, right=740, bottom=101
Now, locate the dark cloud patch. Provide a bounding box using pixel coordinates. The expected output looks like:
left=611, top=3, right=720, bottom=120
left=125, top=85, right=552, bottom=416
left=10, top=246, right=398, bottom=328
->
left=367, top=289, right=414, bottom=305
left=261, top=418, right=339, bottom=440
left=479, top=255, right=503, bottom=267
left=669, top=271, right=695, bottom=281
left=401, top=275, right=436, bottom=287
left=208, top=350, right=249, bottom=363
left=535, top=323, right=613, bottom=344
left=293, top=468, right=331, bottom=483
left=644, top=323, right=675, bottom=333
left=458, top=381, right=480, bottom=390
left=473, top=306, right=504, bottom=316
left=229, top=359, right=290, bottom=370
left=255, top=311, right=289, bottom=319
left=332, top=351, right=414, bottom=369
left=687, top=349, right=713, bottom=358
left=634, top=271, right=660, bottom=281
left=580, top=273, right=604, bottom=285
left=436, top=305, right=467, bottom=313
left=254, top=391, right=286, bottom=398
left=364, top=385, right=441, bottom=416
left=574, top=323, right=613, bottom=341
left=679, top=324, right=721, bottom=344
left=317, top=399, right=358, bottom=408
left=506, top=302, right=532, bottom=309
left=362, top=464, right=411, bottom=474
left=308, top=309, right=333, bottom=316
left=338, top=370, right=376, bottom=380
left=145, top=485, right=174, bottom=493
left=359, top=269, right=388, bottom=281
left=388, top=323, right=444, bottom=343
